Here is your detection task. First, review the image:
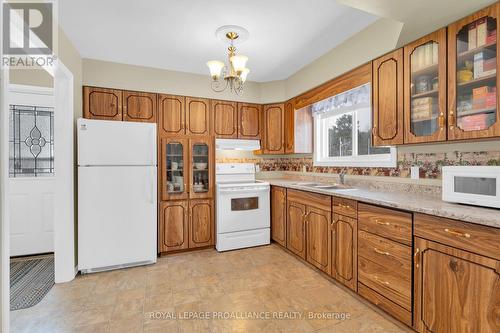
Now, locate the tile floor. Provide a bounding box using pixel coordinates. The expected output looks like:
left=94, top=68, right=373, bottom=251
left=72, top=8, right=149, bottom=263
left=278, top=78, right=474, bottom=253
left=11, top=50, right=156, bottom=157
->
left=10, top=244, right=412, bottom=333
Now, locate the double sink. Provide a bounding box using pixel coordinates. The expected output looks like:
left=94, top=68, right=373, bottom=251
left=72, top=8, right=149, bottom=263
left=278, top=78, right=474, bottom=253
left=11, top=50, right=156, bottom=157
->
left=290, top=182, right=356, bottom=191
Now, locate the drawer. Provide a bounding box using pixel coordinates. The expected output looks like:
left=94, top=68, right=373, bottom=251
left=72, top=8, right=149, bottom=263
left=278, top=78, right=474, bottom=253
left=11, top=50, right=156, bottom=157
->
left=414, top=213, right=500, bottom=260
left=358, top=256, right=412, bottom=311
left=332, top=197, right=357, bottom=218
left=358, top=230, right=412, bottom=275
left=358, top=203, right=412, bottom=245
left=358, top=283, right=412, bottom=327
left=287, top=189, right=331, bottom=211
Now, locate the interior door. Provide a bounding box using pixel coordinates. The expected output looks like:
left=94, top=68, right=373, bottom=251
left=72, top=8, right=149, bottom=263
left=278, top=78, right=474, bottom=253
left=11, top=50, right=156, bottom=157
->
left=286, top=200, right=306, bottom=259
left=123, top=91, right=157, bottom=123
left=158, top=94, right=185, bottom=135
left=212, top=100, right=238, bottom=138
left=306, top=206, right=331, bottom=274
left=159, top=201, right=189, bottom=252
left=271, top=186, right=286, bottom=246
left=186, top=97, right=210, bottom=135
left=83, top=86, right=122, bottom=121
left=189, top=199, right=213, bottom=248
left=9, top=86, right=55, bottom=256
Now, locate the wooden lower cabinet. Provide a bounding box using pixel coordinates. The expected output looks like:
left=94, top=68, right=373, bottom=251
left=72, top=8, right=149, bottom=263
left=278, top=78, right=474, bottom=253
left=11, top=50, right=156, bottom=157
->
left=286, top=200, right=306, bottom=259
left=414, top=237, right=500, bottom=333
left=159, top=201, right=189, bottom=252
left=306, top=206, right=331, bottom=274
left=331, top=213, right=357, bottom=291
left=189, top=199, right=213, bottom=248
left=271, top=186, right=287, bottom=247
left=159, top=199, right=213, bottom=253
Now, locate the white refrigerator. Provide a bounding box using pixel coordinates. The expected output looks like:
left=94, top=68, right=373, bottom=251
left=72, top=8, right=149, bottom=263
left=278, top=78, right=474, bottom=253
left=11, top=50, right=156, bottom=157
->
left=77, top=118, right=157, bottom=273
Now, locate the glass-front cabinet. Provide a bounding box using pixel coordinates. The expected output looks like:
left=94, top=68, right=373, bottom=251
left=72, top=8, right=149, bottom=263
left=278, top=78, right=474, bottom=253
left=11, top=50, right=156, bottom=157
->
left=161, top=137, right=189, bottom=200
left=404, top=28, right=447, bottom=143
left=448, top=4, right=500, bottom=140
left=161, top=137, right=213, bottom=201
left=189, top=137, right=213, bottom=199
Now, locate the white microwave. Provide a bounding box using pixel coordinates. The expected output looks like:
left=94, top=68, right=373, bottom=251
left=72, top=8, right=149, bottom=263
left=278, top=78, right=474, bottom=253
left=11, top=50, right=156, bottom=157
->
left=442, top=166, right=500, bottom=208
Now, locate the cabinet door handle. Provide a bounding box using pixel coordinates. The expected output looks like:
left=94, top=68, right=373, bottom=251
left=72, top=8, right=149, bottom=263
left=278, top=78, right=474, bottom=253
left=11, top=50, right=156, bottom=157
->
left=374, top=276, right=390, bottom=285
left=449, top=111, right=455, bottom=130
left=444, top=228, right=471, bottom=238
left=373, top=248, right=390, bottom=256
left=438, top=112, right=445, bottom=129
left=375, top=219, right=390, bottom=226
left=414, top=248, right=420, bottom=268
left=373, top=125, right=378, bottom=138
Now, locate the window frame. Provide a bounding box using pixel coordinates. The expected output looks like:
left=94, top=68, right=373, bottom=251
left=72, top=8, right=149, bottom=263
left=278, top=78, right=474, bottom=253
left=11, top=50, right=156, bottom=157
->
left=312, top=85, right=397, bottom=168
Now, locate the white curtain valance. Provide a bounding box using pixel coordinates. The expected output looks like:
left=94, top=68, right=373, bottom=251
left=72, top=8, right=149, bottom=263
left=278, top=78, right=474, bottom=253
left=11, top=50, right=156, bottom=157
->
left=311, top=83, right=371, bottom=118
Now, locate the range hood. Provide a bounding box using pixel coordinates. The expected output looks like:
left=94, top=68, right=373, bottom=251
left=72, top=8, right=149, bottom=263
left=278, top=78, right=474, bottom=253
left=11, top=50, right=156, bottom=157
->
left=216, top=139, right=261, bottom=151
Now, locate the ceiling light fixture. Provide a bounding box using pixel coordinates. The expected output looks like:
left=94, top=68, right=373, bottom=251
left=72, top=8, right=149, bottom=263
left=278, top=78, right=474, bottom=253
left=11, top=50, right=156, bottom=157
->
left=207, top=25, right=250, bottom=95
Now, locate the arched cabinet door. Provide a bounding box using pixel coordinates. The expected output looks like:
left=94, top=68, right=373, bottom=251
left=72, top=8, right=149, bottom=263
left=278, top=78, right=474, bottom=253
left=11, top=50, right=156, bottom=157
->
left=263, top=103, right=285, bottom=154
left=188, top=199, right=213, bottom=248
left=186, top=97, right=210, bottom=136
left=123, top=91, right=157, bottom=123
left=158, top=94, right=185, bottom=136
left=271, top=186, right=286, bottom=247
left=286, top=200, right=306, bottom=259
left=83, top=87, right=122, bottom=121
left=159, top=201, right=188, bottom=252
left=212, top=100, right=238, bottom=138
left=331, top=214, right=357, bottom=291
left=238, top=103, right=261, bottom=139
left=306, top=206, right=331, bottom=274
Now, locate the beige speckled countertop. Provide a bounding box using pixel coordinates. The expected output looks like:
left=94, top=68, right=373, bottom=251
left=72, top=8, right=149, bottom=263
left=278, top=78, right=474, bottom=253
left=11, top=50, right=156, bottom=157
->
left=265, top=178, right=500, bottom=229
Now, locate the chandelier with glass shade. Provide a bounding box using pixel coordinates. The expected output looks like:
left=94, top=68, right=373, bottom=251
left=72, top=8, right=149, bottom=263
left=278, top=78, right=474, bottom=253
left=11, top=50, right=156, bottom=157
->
left=206, top=26, right=250, bottom=95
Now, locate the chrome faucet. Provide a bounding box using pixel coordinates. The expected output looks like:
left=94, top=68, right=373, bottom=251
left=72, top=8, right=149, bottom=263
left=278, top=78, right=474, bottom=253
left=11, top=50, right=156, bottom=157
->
left=339, top=169, right=347, bottom=185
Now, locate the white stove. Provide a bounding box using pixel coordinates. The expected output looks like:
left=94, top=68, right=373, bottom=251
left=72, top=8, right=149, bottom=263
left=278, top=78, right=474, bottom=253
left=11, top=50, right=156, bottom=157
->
left=215, top=163, right=270, bottom=251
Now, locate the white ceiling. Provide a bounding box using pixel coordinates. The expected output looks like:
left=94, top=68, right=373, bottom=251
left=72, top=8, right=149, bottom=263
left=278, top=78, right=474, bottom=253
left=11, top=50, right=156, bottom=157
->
left=59, top=0, right=378, bottom=82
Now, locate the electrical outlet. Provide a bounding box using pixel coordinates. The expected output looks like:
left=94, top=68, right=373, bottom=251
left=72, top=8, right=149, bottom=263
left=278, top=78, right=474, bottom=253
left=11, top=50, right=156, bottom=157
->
left=411, top=166, right=420, bottom=179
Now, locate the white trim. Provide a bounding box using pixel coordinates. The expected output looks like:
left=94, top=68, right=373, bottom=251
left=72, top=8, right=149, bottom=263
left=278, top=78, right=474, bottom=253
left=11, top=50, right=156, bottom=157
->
left=9, top=84, right=55, bottom=107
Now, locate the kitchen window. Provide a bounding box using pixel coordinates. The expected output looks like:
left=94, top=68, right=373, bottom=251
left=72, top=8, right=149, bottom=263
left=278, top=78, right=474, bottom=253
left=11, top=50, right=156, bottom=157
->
left=313, top=83, right=397, bottom=167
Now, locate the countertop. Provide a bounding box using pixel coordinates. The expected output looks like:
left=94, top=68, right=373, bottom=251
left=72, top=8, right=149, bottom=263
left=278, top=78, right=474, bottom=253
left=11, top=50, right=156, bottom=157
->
left=265, top=178, right=500, bottom=229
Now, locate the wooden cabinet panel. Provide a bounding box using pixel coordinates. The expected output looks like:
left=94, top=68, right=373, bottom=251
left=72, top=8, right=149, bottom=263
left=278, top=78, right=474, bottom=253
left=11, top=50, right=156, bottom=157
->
left=159, top=201, right=189, bottom=252
left=306, top=206, right=331, bottom=274
left=263, top=103, right=285, bottom=154
left=287, top=200, right=306, bottom=259
left=285, top=100, right=313, bottom=154
left=404, top=29, right=447, bottom=144
left=414, top=237, right=500, bottom=333
left=271, top=186, right=287, bottom=247
left=331, top=214, right=357, bottom=291
left=186, top=97, right=210, bottom=136
left=372, top=49, right=404, bottom=146
left=238, top=103, right=261, bottom=139
left=83, top=86, right=122, bottom=121
left=284, top=99, right=295, bottom=154
left=189, top=137, right=214, bottom=199
left=448, top=3, right=500, bottom=141
left=414, top=213, right=500, bottom=260
left=123, top=91, right=157, bottom=123
left=189, top=199, right=213, bottom=248
left=358, top=203, right=412, bottom=245
left=287, top=189, right=331, bottom=212
left=212, top=100, right=238, bottom=138
left=332, top=197, right=357, bottom=219
left=158, top=94, right=185, bottom=136
left=160, top=137, right=189, bottom=201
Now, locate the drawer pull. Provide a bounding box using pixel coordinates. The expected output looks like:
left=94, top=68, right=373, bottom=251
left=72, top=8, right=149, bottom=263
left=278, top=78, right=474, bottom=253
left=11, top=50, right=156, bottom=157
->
left=375, top=219, right=390, bottom=226
left=444, top=228, right=471, bottom=238
left=339, top=203, right=351, bottom=209
left=373, top=248, right=390, bottom=256
left=414, top=248, right=420, bottom=268
left=374, top=276, right=390, bottom=285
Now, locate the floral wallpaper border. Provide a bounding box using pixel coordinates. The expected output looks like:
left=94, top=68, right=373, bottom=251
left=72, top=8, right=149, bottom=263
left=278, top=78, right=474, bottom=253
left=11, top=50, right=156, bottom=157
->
left=216, top=151, right=500, bottom=179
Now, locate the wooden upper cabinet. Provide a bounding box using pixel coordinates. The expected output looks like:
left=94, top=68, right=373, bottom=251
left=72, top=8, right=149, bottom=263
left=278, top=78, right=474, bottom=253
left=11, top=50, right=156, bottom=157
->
left=188, top=199, right=213, bottom=248
left=237, top=103, right=261, bottom=139
left=212, top=100, right=238, bottom=138
left=83, top=86, right=122, bottom=121
left=160, top=137, right=189, bottom=201
left=284, top=99, right=295, bottom=154
left=306, top=206, right=331, bottom=274
left=404, top=28, right=447, bottom=144
left=448, top=3, right=500, bottom=141
left=123, top=91, right=157, bottom=123
left=372, top=48, right=404, bottom=146
left=158, top=94, right=185, bottom=136
left=414, top=237, right=500, bottom=333
left=271, top=186, right=287, bottom=247
left=186, top=97, right=210, bottom=136
left=159, top=200, right=189, bottom=252
left=263, top=103, right=285, bottom=154
left=189, top=137, right=213, bottom=199
left=331, top=214, right=357, bottom=291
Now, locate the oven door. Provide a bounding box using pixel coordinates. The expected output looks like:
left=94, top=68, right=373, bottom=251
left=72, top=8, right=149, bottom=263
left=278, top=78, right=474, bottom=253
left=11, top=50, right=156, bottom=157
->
left=216, top=186, right=270, bottom=233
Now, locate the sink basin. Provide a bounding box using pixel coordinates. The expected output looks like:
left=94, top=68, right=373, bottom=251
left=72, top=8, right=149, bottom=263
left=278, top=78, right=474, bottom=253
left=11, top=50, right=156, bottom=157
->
left=291, top=182, right=320, bottom=186
left=292, top=182, right=354, bottom=190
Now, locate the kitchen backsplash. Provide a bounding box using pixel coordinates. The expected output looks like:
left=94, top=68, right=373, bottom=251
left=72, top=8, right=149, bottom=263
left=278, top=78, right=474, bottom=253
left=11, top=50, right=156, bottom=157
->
left=216, top=150, right=500, bottom=179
